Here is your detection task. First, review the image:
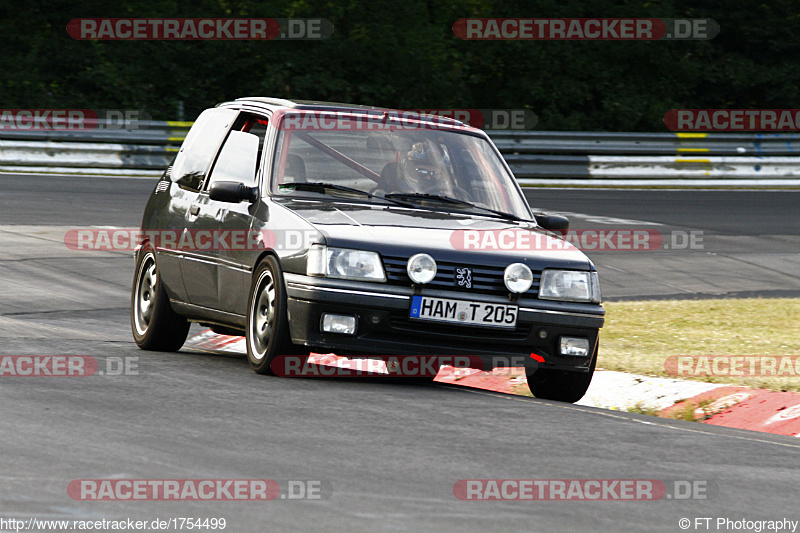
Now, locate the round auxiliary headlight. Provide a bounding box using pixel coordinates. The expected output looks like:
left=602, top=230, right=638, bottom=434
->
left=504, top=263, right=533, bottom=294
left=407, top=253, right=437, bottom=284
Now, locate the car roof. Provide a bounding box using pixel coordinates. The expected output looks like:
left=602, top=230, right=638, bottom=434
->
left=216, top=97, right=473, bottom=130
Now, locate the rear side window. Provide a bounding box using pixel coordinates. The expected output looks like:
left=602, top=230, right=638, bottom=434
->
left=171, top=108, right=239, bottom=191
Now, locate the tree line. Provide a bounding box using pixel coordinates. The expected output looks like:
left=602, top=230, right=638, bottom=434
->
left=1, top=0, right=798, bottom=131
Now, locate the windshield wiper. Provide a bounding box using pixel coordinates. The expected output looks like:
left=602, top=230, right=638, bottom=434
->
left=384, top=192, right=473, bottom=205
left=383, top=193, right=525, bottom=221
left=284, top=182, right=417, bottom=208
left=288, top=182, right=374, bottom=197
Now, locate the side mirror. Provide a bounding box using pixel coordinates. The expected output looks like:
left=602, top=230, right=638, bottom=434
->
left=534, top=213, right=569, bottom=236
left=209, top=181, right=259, bottom=203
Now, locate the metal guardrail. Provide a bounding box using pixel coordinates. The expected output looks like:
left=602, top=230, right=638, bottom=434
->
left=0, top=120, right=192, bottom=145
left=488, top=130, right=800, bottom=155
left=0, top=120, right=191, bottom=176
left=1, top=123, right=798, bottom=186
left=489, top=131, right=800, bottom=186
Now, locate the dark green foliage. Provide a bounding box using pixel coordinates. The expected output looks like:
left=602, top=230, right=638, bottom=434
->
left=1, top=0, right=797, bottom=130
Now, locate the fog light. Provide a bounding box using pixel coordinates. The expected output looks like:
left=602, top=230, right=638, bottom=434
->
left=321, top=314, right=357, bottom=335
left=407, top=253, right=437, bottom=284
left=560, top=337, right=590, bottom=357
left=504, top=263, right=533, bottom=294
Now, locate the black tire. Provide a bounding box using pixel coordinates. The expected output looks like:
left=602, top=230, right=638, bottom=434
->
left=526, top=345, right=597, bottom=403
left=246, top=256, right=306, bottom=375
left=131, top=247, right=190, bottom=351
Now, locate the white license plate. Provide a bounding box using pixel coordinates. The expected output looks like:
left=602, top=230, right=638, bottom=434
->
left=409, top=296, right=518, bottom=328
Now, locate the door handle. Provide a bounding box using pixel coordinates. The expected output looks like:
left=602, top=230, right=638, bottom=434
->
left=189, top=205, right=200, bottom=216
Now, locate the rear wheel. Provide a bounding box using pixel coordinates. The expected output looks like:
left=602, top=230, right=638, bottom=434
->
left=246, top=256, right=307, bottom=375
left=526, top=345, right=597, bottom=403
left=131, top=247, right=190, bottom=351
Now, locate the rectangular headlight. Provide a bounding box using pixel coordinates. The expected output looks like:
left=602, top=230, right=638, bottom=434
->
left=539, top=270, right=601, bottom=303
left=306, top=244, right=386, bottom=282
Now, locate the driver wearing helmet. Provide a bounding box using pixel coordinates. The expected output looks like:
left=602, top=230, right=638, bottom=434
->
left=390, top=139, right=453, bottom=195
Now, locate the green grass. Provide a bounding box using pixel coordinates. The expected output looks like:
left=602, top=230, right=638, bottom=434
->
left=626, top=402, right=661, bottom=417
left=599, top=298, right=800, bottom=392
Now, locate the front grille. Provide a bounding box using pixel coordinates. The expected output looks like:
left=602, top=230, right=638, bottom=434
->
left=382, top=255, right=541, bottom=297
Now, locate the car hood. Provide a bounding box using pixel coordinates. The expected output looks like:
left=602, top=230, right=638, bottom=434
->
left=275, top=199, right=593, bottom=270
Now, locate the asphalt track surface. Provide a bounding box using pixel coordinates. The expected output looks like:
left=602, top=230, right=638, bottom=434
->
left=1, top=173, right=798, bottom=532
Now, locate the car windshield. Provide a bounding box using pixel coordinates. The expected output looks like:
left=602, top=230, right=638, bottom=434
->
left=270, top=112, right=531, bottom=220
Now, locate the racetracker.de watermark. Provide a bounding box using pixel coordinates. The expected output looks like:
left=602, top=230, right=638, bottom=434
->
left=68, top=479, right=332, bottom=500
left=66, top=18, right=333, bottom=40
left=0, top=109, right=149, bottom=130
left=402, top=109, right=537, bottom=130
left=664, top=109, right=800, bottom=131
left=64, top=228, right=318, bottom=252
left=0, top=356, right=138, bottom=376
left=270, top=354, right=493, bottom=378
left=449, top=229, right=704, bottom=252
left=665, top=355, right=800, bottom=377
left=278, top=110, right=480, bottom=132
left=65, top=228, right=705, bottom=253
left=453, top=479, right=715, bottom=500
left=452, top=18, right=719, bottom=40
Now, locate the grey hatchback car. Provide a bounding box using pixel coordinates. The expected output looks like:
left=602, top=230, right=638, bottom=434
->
left=131, top=97, right=604, bottom=402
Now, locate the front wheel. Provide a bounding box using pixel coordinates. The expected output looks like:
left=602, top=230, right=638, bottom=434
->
left=246, top=256, right=306, bottom=375
left=526, top=345, right=597, bottom=403
left=131, top=247, right=190, bottom=351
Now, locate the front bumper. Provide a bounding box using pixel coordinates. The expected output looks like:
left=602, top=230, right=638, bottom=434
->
left=284, top=274, right=604, bottom=373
